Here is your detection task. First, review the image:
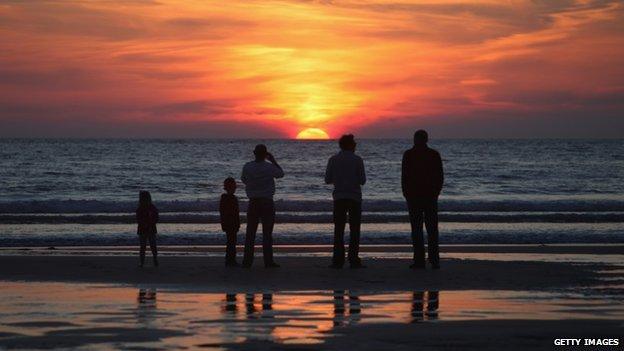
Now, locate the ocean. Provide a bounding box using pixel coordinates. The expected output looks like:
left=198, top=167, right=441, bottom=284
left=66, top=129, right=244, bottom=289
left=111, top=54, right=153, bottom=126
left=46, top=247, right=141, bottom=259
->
left=1, top=139, right=623, bottom=246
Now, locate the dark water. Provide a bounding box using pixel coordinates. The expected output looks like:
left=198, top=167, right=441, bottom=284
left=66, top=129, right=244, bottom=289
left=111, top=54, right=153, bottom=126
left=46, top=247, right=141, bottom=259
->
left=0, top=139, right=622, bottom=245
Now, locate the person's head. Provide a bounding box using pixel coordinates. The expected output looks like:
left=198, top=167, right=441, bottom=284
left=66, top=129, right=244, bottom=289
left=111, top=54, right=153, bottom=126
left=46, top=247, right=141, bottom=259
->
left=139, top=190, right=152, bottom=207
left=223, top=177, right=236, bottom=194
left=338, top=134, right=356, bottom=151
left=413, top=129, right=429, bottom=146
left=254, top=144, right=268, bottom=161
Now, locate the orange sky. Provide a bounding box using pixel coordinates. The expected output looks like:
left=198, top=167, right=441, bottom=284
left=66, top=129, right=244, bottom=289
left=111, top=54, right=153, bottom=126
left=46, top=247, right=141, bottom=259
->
left=0, top=0, right=623, bottom=138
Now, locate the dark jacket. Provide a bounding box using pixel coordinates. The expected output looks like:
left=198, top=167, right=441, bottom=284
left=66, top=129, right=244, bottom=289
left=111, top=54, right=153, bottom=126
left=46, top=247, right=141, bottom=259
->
left=136, top=204, right=159, bottom=236
left=402, top=145, right=444, bottom=199
left=219, top=194, right=240, bottom=233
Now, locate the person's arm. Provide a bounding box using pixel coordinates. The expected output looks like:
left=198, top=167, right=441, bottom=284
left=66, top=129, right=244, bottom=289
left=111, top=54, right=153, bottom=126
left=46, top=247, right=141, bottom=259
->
left=234, top=197, right=241, bottom=232
left=435, top=152, right=444, bottom=197
left=401, top=151, right=409, bottom=198
left=152, top=206, right=159, bottom=224
left=219, top=196, right=228, bottom=231
left=136, top=209, right=141, bottom=235
left=324, top=157, right=333, bottom=184
left=241, top=165, right=248, bottom=184
left=267, top=153, right=284, bottom=178
left=358, top=157, right=366, bottom=185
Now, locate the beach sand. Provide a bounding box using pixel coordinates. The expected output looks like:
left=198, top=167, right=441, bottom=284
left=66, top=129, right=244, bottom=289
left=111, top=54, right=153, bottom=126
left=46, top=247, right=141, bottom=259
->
left=0, top=245, right=622, bottom=350
left=0, top=252, right=619, bottom=292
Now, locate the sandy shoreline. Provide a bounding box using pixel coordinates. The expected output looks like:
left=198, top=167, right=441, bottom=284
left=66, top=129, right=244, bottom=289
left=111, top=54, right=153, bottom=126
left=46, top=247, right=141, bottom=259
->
left=0, top=252, right=621, bottom=292
left=0, top=246, right=622, bottom=350
left=2, top=243, right=624, bottom=254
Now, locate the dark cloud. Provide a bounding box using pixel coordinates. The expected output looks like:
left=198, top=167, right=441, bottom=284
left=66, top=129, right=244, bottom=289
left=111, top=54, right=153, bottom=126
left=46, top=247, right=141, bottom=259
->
left=164, top=17, right=252, bottom=29
left=353, top=110, right=624, bottom=139
left=0, top=68, right=107, bottom=90
left=115, top=52, right=196, bottom=63
left=147, top=100, right=235, bottom=117
left=0, top=115, right=283, bottom=138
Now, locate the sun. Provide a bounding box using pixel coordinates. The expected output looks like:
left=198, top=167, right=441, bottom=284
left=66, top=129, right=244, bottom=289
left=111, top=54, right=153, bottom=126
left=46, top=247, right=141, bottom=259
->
left=296, top=128, right=330, bottom=140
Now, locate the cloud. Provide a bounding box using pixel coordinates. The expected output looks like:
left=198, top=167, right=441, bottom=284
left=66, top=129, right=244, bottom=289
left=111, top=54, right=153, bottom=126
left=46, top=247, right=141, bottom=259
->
left=0, top=0, right=623, bottom=138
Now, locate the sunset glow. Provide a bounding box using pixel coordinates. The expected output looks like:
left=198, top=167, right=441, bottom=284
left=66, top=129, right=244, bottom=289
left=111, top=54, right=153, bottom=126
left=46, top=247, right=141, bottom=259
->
left=0, top=1, right=623, bottom=138
left=296, top=128, right=330, bottom=140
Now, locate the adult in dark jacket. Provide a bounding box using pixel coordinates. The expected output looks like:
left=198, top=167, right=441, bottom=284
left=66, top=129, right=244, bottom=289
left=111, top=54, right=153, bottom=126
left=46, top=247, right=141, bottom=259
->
left=402, top=130, right=444, bottom=269
left=136, top=191, right=159, bottom=267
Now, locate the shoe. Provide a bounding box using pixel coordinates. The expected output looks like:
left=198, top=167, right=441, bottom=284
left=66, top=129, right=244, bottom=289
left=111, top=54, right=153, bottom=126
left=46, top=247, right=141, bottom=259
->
left=265, top=262, right=280, bottom=268
left=431, top=262, right=440, bottom=270
left=329, top=264, right=343, bottom=269
left=410, top=262, right=426, bottom=269
left=349, top=263, right=366, bottom=269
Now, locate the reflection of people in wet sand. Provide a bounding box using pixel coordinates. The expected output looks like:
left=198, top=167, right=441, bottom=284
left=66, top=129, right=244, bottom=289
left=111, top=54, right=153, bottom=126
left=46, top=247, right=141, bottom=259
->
left=411, top=290, right=439, bottom=322
left=136, top=289, right=157, bottom=325
left=241, top=293, right=273, bottom=318
left=224, top=293, right=238, bottom=314
left=332, top=290, right=361, bottom=327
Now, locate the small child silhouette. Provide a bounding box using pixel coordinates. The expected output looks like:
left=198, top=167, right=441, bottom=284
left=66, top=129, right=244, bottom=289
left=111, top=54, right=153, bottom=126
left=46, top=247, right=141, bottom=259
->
left=219, top=177, right=240, bottom=266
left=136, top=190, right=159, bottom=267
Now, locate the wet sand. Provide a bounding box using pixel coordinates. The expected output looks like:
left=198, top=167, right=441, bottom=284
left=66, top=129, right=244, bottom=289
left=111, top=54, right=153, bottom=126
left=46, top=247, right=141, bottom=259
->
left=0, top=281, right=622, bottom=350
left=0, top=247, right=621, bottom=292
left=0, top=246, right=622, bottom=350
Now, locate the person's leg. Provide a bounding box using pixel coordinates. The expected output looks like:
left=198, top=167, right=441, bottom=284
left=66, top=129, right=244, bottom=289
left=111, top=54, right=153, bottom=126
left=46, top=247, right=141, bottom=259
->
left=407, top=198, right=425, bottom=267
left=347, top=200, right=363, bottom=267
left=148, top=234, right=158, bottom=266
left=242, top=199, right=260, bottom=267
left=261, top=199, right=277, bottom=267
left=424, top=198, right=440, bottom=268
left=139, top=234, right=147, bottom=267
left=331, top=199, right=348, bottom=267
left=225, top=230, right=237, bottom=266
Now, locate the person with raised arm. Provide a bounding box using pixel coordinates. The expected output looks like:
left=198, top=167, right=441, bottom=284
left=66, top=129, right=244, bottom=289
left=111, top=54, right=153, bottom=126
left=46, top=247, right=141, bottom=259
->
left=241, top=144, right=284, bottom=268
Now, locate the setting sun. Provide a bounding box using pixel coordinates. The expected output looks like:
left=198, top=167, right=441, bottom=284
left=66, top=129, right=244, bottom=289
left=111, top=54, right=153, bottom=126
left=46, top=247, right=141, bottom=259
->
left=296, top=128, right=330, bottom=140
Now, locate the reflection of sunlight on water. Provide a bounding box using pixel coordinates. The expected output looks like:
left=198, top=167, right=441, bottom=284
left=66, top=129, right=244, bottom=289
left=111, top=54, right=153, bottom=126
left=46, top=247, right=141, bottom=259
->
left=0, top=282, right=622, bottom=349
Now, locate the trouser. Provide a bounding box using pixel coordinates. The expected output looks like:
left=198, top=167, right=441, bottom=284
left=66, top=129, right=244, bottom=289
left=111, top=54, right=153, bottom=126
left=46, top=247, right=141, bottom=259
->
left=139, top=233, right=158, bottom=265
left=332, top=199, right=362, bottom=267
left=406, top=197, right=440, bottom=265
left=243, top=198, right=275, bottom=266
left=225, top=230, right=238, bottom=264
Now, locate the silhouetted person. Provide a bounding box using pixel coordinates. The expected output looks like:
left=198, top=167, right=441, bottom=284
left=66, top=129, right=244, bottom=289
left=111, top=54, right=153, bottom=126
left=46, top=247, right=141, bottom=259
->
left=136, top=191, right=159, bottom=267
left=325, top=135, right=366, bottom=269
left=241, top=144, right=284, bottom=268
left=220, top=177, right=240, bottom=267
left=402, top=130, right=443, bottom=269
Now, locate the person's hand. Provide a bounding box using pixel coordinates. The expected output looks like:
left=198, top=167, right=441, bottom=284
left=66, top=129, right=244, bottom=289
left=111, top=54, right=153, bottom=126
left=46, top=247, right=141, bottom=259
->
left=266, top=152, right=276, bottom=163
